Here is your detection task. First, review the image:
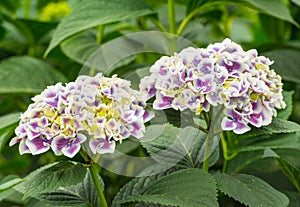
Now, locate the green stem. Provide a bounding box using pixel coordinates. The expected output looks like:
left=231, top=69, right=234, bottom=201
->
left=221, top=132, right=238, bottom=173
left=80, top=150, right=108, bottom=207
left=202, top=128, right=214, bottom=172
left=89, top=26, right=104, bottom=76
left=177, top=1, right=221, bottom=36
left=198, top=124, right=208, bottom=133
left=96, top=25, right=104, bottom=45
left=24, top=0, right=31, bottom=18
left=221, top=134, right=228, bottom=173
left=149, top=17, right=168, bottom=32
left=168, top=0, right=177, bottom=54
left=177, top=6, right=202, bottom=35
left=168, top=0, right=176, bottom=34
left=89, top=164, right=108, bottom=207
left=202, top=106, right=224, bottom=172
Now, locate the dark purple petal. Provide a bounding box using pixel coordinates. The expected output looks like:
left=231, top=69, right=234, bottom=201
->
left=26, top=136, right=50, bottom=155
left=51, top=135, right=69, bottom=155
left=62, top=144, right=80, bottom=158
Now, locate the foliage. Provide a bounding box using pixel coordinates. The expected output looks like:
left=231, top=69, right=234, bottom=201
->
left=0, top=0, right=300, bottom=207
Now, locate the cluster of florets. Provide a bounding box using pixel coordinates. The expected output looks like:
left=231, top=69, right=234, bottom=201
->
left=10, top=73, right=152, bottom=157
left=140, top=38, right=286, bottom=134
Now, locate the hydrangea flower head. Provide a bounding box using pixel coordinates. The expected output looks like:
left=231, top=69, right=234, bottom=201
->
left=10, top=73, right=153, bottom=157
left=75, top=74, right=153, bottom=154
left=140, top=38, right=285, bottom=134
left=10, top=82, right=87, bottom=158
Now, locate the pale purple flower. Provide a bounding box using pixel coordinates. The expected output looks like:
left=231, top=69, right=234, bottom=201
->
left=11, top=73, right=153, bottom=157
left=140, top=38, right=286, bottom=134
left=75, top=74, right=153, bottom=154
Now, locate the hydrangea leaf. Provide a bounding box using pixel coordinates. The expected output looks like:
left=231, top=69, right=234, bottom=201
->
left=0, top=175, right=22, bottom=202
left=276, top=157, right=300, bottom=193
left=226, top=150, right=265, bottom=174
left=291, top=0, right=300, bottom=6
left=285, top=191, right=300, bottom=207
left=60, top=30, right=98, bottom=65
left=235, top=132, right=300, bottom=153
left=214, top=172, right=289, bottom=207
left=36, top=172, right=103, bottom=206
left=0, top=113, right=20, bottom=152
left=0, top=113, right=20, bottom=130
left=277, top=91, right=294, bottom=120
left=60, top=30, right=136, bottom=68
left=141, top=124, right=219, bottom=168
left=0, top=178, right=23, bottom=194
left=238, top=118, right=300, bottom=139
left=112, top=165, right=177, bottom=207
left=0, top=56, right=67, bottom=94
left=23, top=161, right=87, bottom=199
left=263, top=49, right=300, bottom=83
left=119, top=169, right=218, bottom=207
left=45, top=0, right=153, bottom=55
left=243, top=0, right=298, bottom=26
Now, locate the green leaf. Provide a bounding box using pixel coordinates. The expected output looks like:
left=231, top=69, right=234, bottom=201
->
left=0, top=56, right=67, bottom=94
left=276, top=157, right=300, bottom=193
left=0, top=124, right=17, bottom=152
left=120, top=169, right=218, bottom=207
left=112, top=165, right=178, bottom=207
left=23, top=161, right=87, bottom=199
left=60, top=30, right=98, bottom=65
left=141, top=124, right=219, bottom=168
left=236, top=132, right=300, bottom=153
left=243, top=0, right=298, bottom=26
left=285, top=191, right=300, bottom=207
left=278, top=91, right=294, bottom=120
left=263, top=49, right=300, bottom=83
left=0, top=112, right=20, bottom=152
left=0, top=0, right=20, bottom=15
left=13, top=19, right=57, bottom=44
left=0, top=176, right=23, bottom=202
left=241, top=118, right=300, bottom=139
left=291, top=0, right=300, bottom=7
left=186, top=0, right=211, bottom=15
left=0, top=112, right=20, bottom=130
left=60, top=29, right=137, bottom=71
left=45, top=0, right=153, bottom=55
left=227, top=150, right=265, bottom=173
left=227, top=149, right=280, bottom=173
left=0, top=178, right=23, bottom=194
left=214, top=173, right=289, bottom=207
left=37, top=172, right=103, bottom=206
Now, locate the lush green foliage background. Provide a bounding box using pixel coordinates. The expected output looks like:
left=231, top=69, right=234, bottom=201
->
left=0, top=0, right=300, bottom=206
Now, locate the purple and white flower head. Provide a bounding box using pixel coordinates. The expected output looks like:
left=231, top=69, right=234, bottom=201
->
left=10, top=82, right=87, bottom=158
left=74, top=73, right=153, bottom=155
left=140, top=38, right=286, bottom=134
left=10, top=73, right=153, bottom=157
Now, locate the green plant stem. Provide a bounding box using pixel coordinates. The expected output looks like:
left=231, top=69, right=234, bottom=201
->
left=221, top=132, right=238, bottom=173
left=202, top=128, right=214, bottom=172
left=80, top=150, right=108, bottom=207
left=177, top=7, right=201, bottom=35
left=202, top=106, right=224, bottom=172
left=24, top=0, right=31, bottom=18
left=177, top=1, right=221, bottom=35
left=168, top=0, right=176, bottom=34
left=88, top=26, right=104, bottom=76
left=221, top=134, right=228, bottom=173
left=89, top=164, right=108, bottom=207
left=149, top=17, right=167, bottom=32
left=168, top=0, right=177, bottom=54
left=96, top=26, right=104, bottom=45
left=198, top=124, right=208, bottom=133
